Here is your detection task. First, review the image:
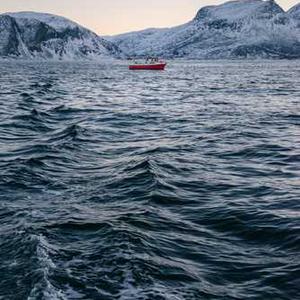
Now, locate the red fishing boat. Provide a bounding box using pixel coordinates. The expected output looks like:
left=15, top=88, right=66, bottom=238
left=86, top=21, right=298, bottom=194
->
left=129, top=60, right=167, bottom=70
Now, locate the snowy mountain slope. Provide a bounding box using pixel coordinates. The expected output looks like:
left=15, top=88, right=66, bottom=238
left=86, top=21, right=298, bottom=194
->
left=288, top=3, right=300, bottom=20
left=0, top=12, right=121, bottom=59
left=7, top=12, right=79, bottom=31
left=110, top=0, right=300, bottom=59
left=194, top=0, right=283, bottom=21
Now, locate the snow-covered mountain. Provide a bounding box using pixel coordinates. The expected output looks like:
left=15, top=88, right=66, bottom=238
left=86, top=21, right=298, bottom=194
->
left=288, top=3, right=300, bottom=20
left=110, top=0, right=300, bottom=59
left=0, top=12, right=121, bottom=59
left=1, top=1, right=299, bottom=60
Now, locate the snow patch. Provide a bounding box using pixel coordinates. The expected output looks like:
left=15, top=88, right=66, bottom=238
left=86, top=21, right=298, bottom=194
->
left=6, top=11, right=79, bottom=31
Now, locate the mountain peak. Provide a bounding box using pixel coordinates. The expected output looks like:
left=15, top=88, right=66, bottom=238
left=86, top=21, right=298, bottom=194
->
left=0, top=12, right=121, bottom=60
left=288, top=3, right=300, bottom=18
left=194, top=0, right=284, bottom=21
left=110, top=0, right=299, bottom=59
left=5, top=11, right=80, bottom=31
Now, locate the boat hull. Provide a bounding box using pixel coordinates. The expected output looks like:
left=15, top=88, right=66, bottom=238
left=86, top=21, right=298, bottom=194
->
left=129, top=63, right=166, bottom=70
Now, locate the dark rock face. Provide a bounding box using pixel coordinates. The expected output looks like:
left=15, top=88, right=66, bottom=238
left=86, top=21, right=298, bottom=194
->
left=17, top=20, right=57, bottom=53
left=0, top=12, right=121, bottom=59
left=0, top=15, right=20, bottom=57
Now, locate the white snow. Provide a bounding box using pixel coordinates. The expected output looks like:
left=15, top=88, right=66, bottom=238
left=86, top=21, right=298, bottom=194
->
left=195, top=0, right=283, bottom=21
left=6, top=12, right=79, bottom=31
left=1, top=0, right=299, bottom=60
left=288, top=3, right=300, bottom=19
left=110, top=0, right=300, bottom=59
left=0, top=12, right=121, bottom=60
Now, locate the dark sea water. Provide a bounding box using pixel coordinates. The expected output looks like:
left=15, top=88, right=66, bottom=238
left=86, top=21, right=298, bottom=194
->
left=0, top=60, right=299, bottom=300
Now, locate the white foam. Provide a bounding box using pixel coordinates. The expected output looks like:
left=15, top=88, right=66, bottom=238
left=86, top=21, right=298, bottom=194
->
left=27, top=234, right=67, bottom=300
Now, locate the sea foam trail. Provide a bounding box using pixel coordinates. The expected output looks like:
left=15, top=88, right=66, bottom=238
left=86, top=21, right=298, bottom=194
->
left=27, top=235, right=66, bottom=300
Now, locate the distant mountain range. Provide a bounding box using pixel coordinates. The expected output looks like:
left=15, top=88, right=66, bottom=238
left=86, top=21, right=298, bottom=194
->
left=110, top=0, right=300, bottom=59
left=1, top=0, right=300, bottom=60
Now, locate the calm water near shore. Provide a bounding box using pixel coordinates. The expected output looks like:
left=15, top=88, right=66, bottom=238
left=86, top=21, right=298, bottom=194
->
left=0, top=60, right=299, bottom=299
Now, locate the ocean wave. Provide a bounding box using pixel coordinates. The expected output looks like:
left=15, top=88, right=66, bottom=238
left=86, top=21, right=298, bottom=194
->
left=0, top=60, right=299, bottom=299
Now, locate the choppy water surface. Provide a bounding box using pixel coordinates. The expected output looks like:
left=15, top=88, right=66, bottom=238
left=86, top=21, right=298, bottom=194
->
left=0, top=60, right=299, bottom=300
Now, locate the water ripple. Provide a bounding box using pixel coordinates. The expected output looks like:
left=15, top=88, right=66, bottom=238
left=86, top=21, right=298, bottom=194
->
left=0, top=60, right=299, bottom=299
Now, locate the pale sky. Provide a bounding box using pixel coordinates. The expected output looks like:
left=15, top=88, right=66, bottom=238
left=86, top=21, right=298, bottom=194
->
left=0, top=0, right=298, bottom=35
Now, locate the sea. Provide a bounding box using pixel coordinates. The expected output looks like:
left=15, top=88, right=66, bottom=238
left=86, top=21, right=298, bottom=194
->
left=0, top=60, right=299, bottom=300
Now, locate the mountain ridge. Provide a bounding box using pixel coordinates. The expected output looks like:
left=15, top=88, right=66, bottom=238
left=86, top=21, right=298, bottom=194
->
left=109, top=0, right=300, bottom=59
left=1, top=1, right=300, bottom=60
left=0, top=11, right=121, bottom=60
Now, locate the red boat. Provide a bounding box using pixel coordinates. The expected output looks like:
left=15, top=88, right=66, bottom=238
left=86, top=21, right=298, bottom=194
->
left=129, top=63, right=166, bottom=70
